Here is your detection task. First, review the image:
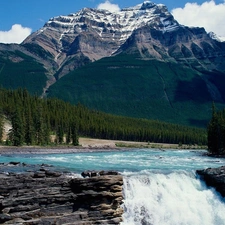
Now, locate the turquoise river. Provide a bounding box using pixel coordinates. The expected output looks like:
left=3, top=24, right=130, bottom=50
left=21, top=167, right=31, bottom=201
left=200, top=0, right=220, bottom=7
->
left=1, top=148, right=225, bottom=225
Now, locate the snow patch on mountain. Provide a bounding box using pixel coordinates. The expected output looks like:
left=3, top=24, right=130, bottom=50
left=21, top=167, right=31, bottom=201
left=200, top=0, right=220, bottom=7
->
left=209, top=32, right=225, bottom=42
left=45, top=2, right=179, bottom=43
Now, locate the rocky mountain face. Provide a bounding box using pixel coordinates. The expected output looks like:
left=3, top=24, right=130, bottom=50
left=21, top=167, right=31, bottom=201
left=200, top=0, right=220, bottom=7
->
left=1, top=1, right=225, bottom=126
left=22, top=2, right=179, bottom=79
left=22, top=1, right=225, bottom=79
left=118, top=25, right=225, bottom=72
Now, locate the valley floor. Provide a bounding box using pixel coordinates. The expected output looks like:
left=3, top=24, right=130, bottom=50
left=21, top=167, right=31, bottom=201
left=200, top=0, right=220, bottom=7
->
left=79, top=137, right=177, bottom=149
left=0, top=137, right=206, bottom=155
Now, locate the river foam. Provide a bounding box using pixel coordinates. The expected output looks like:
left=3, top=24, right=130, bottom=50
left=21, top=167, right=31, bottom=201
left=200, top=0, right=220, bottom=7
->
left=122, top=171, right=225, bottom=225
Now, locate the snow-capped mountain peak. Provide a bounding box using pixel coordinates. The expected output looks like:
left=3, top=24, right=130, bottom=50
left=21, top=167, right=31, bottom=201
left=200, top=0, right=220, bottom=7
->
left=22, top=1, right=184, bottom=77
left=209, top=32, right=225, bottom=42
left=22, top=1, right=225, bottom=82
left=44, top=1, right=179, bottom=42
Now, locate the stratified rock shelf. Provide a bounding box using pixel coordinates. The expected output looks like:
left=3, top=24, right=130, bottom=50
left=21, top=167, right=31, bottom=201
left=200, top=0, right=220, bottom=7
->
left=197, top=166, right=225, bottom=197
left=0, top=163, right=123, bottom=225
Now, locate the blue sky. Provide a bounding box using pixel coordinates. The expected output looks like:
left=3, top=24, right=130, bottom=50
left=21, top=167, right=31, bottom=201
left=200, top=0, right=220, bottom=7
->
left=0, top=0, right=225, bottom=43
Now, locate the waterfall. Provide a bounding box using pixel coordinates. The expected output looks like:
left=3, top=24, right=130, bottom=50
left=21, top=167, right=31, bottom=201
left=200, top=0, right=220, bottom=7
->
left=121, top=171, right=225, bottom=225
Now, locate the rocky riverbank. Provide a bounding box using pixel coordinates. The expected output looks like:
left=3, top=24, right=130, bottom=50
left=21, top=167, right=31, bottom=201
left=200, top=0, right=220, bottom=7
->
left=197, top=166, right=225, bottom=197
left=0, top=163, right=123, bottom=225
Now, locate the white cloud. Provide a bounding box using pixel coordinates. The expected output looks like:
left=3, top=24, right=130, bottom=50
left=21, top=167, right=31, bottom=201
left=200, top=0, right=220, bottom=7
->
left=172, top=0, right=225, bottom=41
left=0, top=24, right=32, bottom=44
left=97, top=0, right=120, bottom=12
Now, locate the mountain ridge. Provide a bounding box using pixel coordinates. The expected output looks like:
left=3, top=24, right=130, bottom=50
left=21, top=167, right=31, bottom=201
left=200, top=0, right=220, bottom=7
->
left=13, top=1, right=225, bottom=82
left=22, top=1, right=181, bottom=78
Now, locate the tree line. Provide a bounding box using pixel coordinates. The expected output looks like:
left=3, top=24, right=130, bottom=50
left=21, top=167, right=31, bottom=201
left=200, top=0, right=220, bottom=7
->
left=0, top=88, right=207, bottom=146
left=207, top=104, right=225, bottom=155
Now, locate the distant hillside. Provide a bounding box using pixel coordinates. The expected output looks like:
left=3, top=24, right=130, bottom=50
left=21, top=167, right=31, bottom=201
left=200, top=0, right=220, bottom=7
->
left=47, top=53, right=225, bottom=127
left=0, top=48, right=47, bottom=95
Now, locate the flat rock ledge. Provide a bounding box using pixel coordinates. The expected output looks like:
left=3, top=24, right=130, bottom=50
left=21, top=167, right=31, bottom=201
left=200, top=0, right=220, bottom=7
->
left=197, top=166, right=225, bottom=197
left=0, top=163, right=123, bottom=225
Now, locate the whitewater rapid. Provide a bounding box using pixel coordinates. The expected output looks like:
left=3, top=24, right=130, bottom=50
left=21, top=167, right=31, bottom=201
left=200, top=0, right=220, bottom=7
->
left=122, top=171, right=225, bottom=225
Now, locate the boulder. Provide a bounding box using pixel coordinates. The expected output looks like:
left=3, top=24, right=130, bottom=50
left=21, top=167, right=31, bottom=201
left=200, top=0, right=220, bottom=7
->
left=197, top=166, right=225, bottom=197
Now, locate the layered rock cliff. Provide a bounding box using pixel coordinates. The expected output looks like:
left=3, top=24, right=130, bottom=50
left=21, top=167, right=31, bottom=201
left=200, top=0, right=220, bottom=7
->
left=0, top=163, right=123, bottom=225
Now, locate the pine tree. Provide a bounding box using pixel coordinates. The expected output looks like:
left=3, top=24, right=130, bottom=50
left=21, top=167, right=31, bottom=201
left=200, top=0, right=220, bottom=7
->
left=10, top=109, right=24, bottom=146
left=0, top=111, right=3, bottom=143
left=71, top=122, right=79, bottom=146
left=43, top=116, right=51, bottom=145
left=24, top=104, right=35, bottom=145
left=56, top=123, right=64, bottom=144
left=34, top=104, right=45, bottom=145
left=207, top=104, right=225, bottom=155
left=66, top=125, right=72, bottom=144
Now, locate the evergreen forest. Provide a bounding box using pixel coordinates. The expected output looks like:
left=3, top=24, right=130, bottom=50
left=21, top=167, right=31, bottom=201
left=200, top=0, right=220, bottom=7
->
left=0, top=88, right=207, bottom=147
left=207, top=105, right=225, bottom=155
